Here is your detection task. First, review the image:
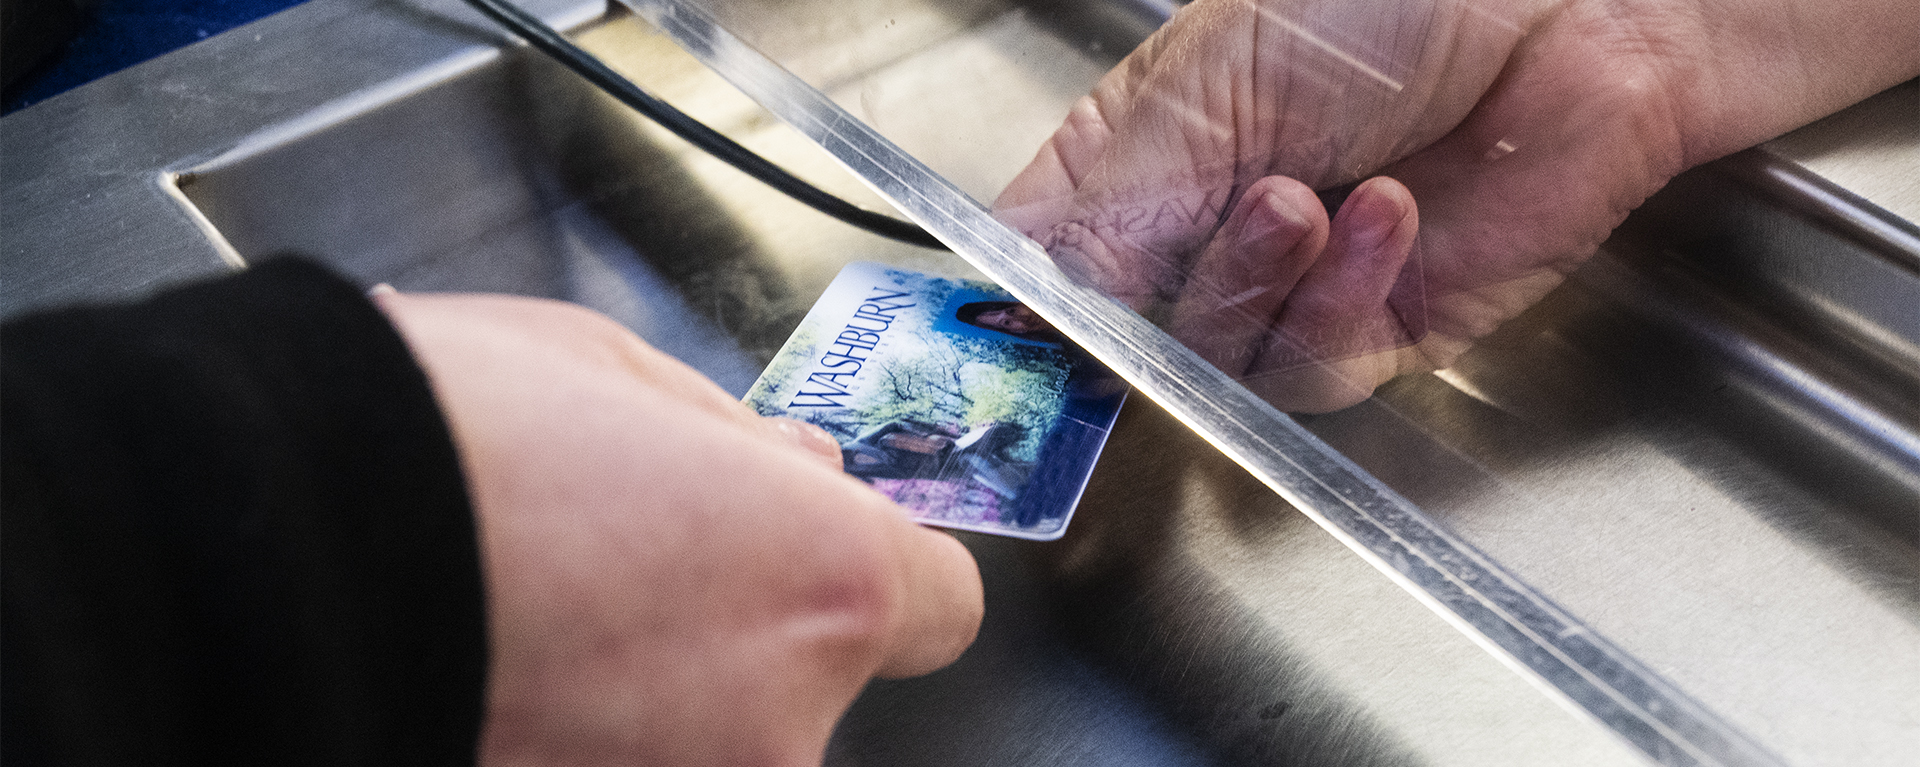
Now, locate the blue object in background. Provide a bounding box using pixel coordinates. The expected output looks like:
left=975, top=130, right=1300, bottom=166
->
left=4, top=0, right=309, bottom=113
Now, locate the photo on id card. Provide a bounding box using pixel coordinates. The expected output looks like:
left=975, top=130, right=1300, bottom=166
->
left=744, top=262, right=1127, bottom=540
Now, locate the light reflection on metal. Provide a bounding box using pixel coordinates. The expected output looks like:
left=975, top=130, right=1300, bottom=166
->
left=1736, top=148, right=1920, bottom=277
left=620, top=0, right=1787, bottom=764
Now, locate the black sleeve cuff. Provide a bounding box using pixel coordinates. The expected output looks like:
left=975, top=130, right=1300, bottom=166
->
left=3, top=257, right=486, bottom=766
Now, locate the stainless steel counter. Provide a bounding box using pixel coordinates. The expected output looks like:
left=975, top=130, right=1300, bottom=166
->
left=3, top=1, right=1914, bottom=764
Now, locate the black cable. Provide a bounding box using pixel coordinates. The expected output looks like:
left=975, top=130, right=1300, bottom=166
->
left=460, top=0, right=948, bottom=250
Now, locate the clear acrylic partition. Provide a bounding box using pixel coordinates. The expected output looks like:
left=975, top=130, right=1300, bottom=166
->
left=4, top=0, right=1904, bottom=758
left=571, top=1, right=1919, bottom=765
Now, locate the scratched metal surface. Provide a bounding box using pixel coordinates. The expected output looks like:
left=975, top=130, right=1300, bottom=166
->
left=2, top=1, right=1914, bottom=764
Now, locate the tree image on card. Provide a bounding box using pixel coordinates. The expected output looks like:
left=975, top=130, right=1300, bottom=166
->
left=745, top=262, right=1126, bottom=540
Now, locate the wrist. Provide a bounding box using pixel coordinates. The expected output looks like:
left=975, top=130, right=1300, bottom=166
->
left=1589, top=0, right=1920, bottom=167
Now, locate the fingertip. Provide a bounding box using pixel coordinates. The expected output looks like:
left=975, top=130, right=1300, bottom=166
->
left=876, top=526, right=983, bottom=679
left=367, top=283, right=406, bottom=316
left=1233, top=177, right=1328, bottom=278
left=1253, top=176, right=1423, bottom=390
left=1331, top=176, right=1418, bottom=258
left=1241, top=176, right=1322, bottom=225
left=1164, top=175, right=1330, bottom=374
left=762, top=417, right=844, bottom=470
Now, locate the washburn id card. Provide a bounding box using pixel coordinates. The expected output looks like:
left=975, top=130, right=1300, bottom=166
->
left=745, top=262, right=1127, bottom=540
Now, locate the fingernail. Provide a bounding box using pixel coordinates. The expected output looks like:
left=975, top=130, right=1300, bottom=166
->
left=1233, top=191, right=1307, bottom=283
left=1343, top=186, right=1403, bottom=253
left=767, top=417, right=843, bottom=464
left=1240, top=189, right=1306, bottom=244
left=367, top=283, right=398, bottom=297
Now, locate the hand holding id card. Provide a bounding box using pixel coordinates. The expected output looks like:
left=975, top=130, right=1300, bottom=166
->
left=745, top=262, right=1126, bottom=540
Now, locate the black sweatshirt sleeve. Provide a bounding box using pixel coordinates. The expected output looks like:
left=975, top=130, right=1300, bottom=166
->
left=2, top=258, right=487, bottom=767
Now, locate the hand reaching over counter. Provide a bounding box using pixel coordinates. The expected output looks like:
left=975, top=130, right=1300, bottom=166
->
left=375, top=290, right=983, bottom=767
left=996, top=0, right=1919, bottom=412
left=2, top=259, right=980, bottom=767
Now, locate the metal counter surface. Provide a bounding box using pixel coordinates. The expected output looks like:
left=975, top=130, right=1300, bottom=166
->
left=3, top=1, right=1914, bottom=764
